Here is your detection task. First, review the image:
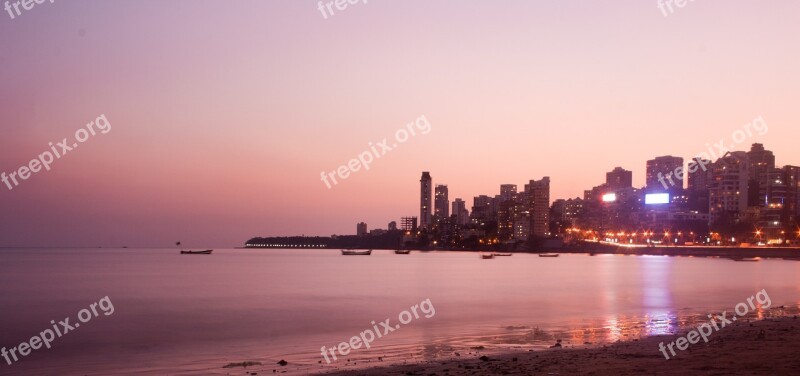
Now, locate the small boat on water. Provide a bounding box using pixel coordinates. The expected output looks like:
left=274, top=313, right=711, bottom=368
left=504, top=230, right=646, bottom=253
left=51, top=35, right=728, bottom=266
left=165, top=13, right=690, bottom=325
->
left=481, top=253, right=495, bottom=259
left=538, top=253, right=559, bottom=257
left=732, top=257, right=760, bottom=262
left=395, top=249, right=411, bottom=254
left=342, top=249, right=372, bottom=255
left=180, top=249, right=213, bottom=255
left=493, top=253, right=512, bottom=257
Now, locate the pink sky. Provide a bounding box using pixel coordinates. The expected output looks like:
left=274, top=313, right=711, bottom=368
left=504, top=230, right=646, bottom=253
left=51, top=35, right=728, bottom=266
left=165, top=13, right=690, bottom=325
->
left=1, top=0, right=799, bottom=247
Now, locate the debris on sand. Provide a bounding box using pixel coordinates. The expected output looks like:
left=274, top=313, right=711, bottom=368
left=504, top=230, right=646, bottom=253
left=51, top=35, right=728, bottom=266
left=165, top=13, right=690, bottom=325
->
left=223, top=361, right=262, bottom=368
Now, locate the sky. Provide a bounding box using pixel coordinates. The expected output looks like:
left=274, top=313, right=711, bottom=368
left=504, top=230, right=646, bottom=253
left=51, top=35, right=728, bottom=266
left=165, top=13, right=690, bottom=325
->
left=1, top=0, right=799, bottom=247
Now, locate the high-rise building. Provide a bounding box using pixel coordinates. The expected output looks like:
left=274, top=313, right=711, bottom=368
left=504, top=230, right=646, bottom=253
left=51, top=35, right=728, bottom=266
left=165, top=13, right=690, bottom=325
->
left=500, top=184, right=517, bottom=203
left=747, top=143, right=776, bottom=181
left=760, top=168, right=787, bottom=241
left=513, top=216, right=530, bottom=241
left=647, top=156, right=684, bottom=191
left=551, top=197, right=585, bottom=235
left=784, top=165, right=800, bottom=224
left=470, top=195, right=493, bottom=222
left=606, top=167, right=633, bottom=190
left=687, top=157, right=712, bottom=213
left=687, top=157, right=712, bottom=191
left=747, top=143, right=776, bottom=207
left=356, top=222, right=368, bottom=236
left=552, top=198, right=584, bottom=222
left=497, top=200, right=515, bottom=241
left=708, top=152, right=749, bottom=223
left=420, top=172, right=432, bottom=229
left=526, top=177, right=551, bottom=237
left=434, top=185, right=449, bottom=223
left=452, top=198, right=469, bottom=225
left=388, top=221, right=397, bottom=231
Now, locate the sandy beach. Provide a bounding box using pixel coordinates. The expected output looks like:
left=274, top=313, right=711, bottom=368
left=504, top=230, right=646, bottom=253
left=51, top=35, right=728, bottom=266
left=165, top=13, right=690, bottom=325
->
left=321, top=315, right=800, bottom=375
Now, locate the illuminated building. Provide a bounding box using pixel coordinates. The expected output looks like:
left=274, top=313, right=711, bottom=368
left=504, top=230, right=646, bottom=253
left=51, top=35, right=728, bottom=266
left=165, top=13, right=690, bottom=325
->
left=420, top=172, right=432, bottom=229
left=434, top=185, right=449, bottom=225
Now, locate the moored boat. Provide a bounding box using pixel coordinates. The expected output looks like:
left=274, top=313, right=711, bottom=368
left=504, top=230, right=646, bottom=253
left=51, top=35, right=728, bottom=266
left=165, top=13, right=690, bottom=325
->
left=493, top=253, right=512, bottom=257
left=538, top=253, right=559, bottom=257
left=342, top=249, right=372, bottom=255
left=395, top=249, right=411, bottom=254
left=180, top=249, right=213, bottom=255
left=481, top=253, right=494, bottom=259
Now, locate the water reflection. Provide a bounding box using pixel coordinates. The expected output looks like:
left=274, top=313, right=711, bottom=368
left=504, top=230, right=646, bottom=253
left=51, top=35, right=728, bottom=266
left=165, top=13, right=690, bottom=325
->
left=644, top=311, right=679, bottom=336
left=639, top=256, right=679, bottom=336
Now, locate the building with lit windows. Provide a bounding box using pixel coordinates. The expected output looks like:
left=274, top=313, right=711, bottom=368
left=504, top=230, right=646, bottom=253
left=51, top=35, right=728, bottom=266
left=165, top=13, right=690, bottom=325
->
left=419, top=172, right=432, bottom=229
left=434, top=185, right=449, bottom=224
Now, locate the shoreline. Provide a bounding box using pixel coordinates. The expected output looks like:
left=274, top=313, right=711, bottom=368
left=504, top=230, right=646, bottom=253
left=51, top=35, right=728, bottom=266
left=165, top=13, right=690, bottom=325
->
left=558, top=244, right=800, bottom=259
left=243, top=245, right=800, bottom=260
left=321, top=315, right=800, bottom=375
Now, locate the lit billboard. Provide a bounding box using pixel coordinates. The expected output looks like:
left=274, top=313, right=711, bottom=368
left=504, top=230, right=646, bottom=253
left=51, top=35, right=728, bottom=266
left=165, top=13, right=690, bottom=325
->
left=602, top=193, right=617, bottom=202
left=645, top=193, right=670, bottom=205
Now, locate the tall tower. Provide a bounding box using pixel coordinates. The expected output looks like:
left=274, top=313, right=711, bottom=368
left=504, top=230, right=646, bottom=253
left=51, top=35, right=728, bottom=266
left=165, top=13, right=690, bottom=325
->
left=420, top=172, right=432, bottom=229
left=434, top=185, right=449, bottom=224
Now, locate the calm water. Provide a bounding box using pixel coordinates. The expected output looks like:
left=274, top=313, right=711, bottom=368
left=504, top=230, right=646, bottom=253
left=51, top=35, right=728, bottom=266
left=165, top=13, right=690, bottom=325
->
left=1, top=248, right=799, bottom=375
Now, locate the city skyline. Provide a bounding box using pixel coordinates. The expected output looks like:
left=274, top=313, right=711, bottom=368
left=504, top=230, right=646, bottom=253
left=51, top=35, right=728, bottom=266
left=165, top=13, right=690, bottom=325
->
left=3, top=2, right=800, bottom=375
left=2, top=1, right=800, bottom=247
left=346, top=141, right=797, bottom=248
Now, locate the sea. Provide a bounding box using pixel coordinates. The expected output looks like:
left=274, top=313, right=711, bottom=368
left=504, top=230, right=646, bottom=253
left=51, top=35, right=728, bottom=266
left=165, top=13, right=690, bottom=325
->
left=1, top=248, right=798, bottom=375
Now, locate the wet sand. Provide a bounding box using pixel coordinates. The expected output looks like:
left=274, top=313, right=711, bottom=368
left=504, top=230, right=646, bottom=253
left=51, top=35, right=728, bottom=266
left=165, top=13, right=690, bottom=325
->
left=321, top=315, right=800, bottom=375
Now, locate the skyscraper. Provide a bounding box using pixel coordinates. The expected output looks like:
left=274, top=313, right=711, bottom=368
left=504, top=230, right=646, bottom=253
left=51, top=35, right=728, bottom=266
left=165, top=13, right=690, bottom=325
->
left=526, top=177, right=551, bottom=237
left=647, top=156, right=684, bottom=191
left=420, top=172, right=432, bottom=229
left=434, top=185, right=449, bottom=224
left=452, top=198, right=469, bottom=225
left=606, top=167, right=632, bottom=190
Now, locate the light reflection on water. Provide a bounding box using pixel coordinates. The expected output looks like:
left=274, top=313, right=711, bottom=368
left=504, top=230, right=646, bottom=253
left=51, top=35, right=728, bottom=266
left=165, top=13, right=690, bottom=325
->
left=1, top=248, right=799, bottom=375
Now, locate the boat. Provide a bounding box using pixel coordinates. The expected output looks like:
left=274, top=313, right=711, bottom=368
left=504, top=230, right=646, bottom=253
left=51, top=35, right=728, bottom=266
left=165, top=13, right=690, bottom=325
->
left=342, top=249, right=372, bottom=255
left=395, top=249, right=411, bottom=254
left=732, top=257, right=760, bottom=262
left=538, top=253, right=560, bottom=257
left=481, top=253, right=495, bottom=259
left=493, top=253, right=512, bottom=257
left=180, top=249, right=213, bottom=255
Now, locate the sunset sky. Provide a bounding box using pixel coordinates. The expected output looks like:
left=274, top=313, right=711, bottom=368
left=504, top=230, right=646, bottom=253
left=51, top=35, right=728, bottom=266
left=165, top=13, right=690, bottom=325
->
left=1, top=0, right=799, bottom=247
